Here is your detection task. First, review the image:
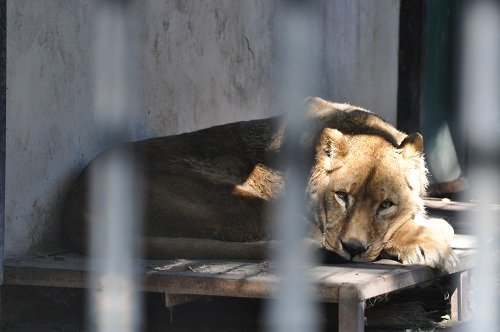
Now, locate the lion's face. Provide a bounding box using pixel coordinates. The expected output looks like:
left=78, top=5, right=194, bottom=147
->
left=307, top=128, right=428, bottom=262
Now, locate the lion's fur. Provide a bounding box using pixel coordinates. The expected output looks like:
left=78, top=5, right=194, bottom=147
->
left=62, top=97, right=457, bottom=271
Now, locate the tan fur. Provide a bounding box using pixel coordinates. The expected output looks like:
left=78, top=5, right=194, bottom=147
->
left=63, top=97, right=458, bottom=272
left=304, top=99, right=457, bottom=271
left=232, top=163, right=284, bottom=201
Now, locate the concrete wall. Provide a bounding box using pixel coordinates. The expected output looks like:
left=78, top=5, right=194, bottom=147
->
left=7, top=1, right=97, bottom=256
left=5, top=0, right=400, bottom=257
left=323, top=0, right=400, bottom=124
left=138, top=1, right=278, bottom=135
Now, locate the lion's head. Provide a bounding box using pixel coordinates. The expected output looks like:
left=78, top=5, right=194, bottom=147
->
left=307, top=124, right=428, bottom=263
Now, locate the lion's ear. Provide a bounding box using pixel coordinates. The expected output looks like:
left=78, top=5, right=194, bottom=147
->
left=400, top=132, right=429, bottom=195
left=399, top=133, right=424, bottom=159
left=317, top=128, right=347, bottom=171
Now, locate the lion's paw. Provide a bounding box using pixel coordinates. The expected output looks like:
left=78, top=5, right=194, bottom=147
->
left=397, top=241, right=459, bottom=272
left=387, top=218, right=459, bottom=272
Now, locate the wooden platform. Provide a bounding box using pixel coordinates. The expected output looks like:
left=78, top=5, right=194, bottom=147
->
left=3, top=235, right=475, bottom=332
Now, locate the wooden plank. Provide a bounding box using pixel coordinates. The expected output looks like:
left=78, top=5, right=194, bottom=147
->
left=164, top=294, right=201, bottom=308
left=145, top=269, right=277, bottom=299
left=339, top=285, right=365, bottom=332
left=145, top=259, right=278, bottom=299
left=4, top=256, right=279, bottom=299
left=428, top=178, right=467, bottom=196
left=357, top=250, right=475, bottom=301
left=3, top=235, right=476, bottom=304
left=312, top=247, right=475, bottom=302
left=3, top=254, right=88, bottom=289
left=424, top=197, right=500, bottom=212
left=3, top=249, right=474, bottom=304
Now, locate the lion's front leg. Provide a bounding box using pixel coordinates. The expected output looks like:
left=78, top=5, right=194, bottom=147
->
left=383, top=216, right=459, bottom=272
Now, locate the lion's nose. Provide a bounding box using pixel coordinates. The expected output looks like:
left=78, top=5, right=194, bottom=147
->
left=341, top=240, right=367, bottom=257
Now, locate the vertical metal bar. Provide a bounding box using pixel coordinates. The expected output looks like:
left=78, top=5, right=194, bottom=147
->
left=89, top=1, right=142, bottom=331
left=266, top=1, right=321, bottom=331
left=461, top=1, right=500, bottom=331
left=0, top=0, right=6, bottom=286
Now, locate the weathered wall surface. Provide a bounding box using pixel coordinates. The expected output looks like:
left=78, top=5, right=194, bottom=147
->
left=323, top=0, right=400, bottom=124
left=6, top=0, right=278, bottom=257
left=7, top=1, right=97, bottom=255
left=5, top=0, right=400, bottom=257
left=138, top=1, right=278, bottom=136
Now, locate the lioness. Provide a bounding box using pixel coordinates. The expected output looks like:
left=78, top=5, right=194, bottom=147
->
left=63, top=97, right=458, bottom=271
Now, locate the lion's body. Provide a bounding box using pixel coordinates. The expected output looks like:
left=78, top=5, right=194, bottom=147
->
left=63, top=97, right=458, bottom=271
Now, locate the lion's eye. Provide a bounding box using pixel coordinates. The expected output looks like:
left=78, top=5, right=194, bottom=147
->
left=335, top=191, right=349, bottom=207
left=378, top=200, right=395, bottom=212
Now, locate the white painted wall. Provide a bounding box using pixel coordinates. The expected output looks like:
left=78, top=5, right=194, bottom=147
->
left=5, top=0, right=400, bottom=257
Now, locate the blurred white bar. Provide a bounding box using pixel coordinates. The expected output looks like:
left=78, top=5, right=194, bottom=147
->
left=461, top=1, right=500, bottom=331
left=266, top=2, right=321, bottom=332
left=89, top=1, right=142, bottom=331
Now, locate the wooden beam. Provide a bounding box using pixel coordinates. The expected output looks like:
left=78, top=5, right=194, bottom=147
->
left=164, top=293, right=200, bottom=308
left=339, top=285, right=365, bottom=332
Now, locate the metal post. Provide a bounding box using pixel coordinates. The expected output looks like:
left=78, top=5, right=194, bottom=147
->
left=88, top=1, right=142, bottom=331
left=266, top=1, right=321, bottom=331
left=460, top=1, right=500, bottom=331
left=0, top=0, right=6, bottom=286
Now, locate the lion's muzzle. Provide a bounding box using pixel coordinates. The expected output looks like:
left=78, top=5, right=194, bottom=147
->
left=341, top=239, right=368, bottom=258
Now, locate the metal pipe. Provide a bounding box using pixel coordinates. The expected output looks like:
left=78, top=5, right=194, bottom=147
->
left=461, top=1, right=500, bottom=331
left=88, top=1, right=142, bottom=331
left=266, top=1, right=321, bottom=331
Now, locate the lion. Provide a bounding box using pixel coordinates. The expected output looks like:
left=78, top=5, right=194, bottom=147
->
left=62, top=97, right=458, bottom=272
